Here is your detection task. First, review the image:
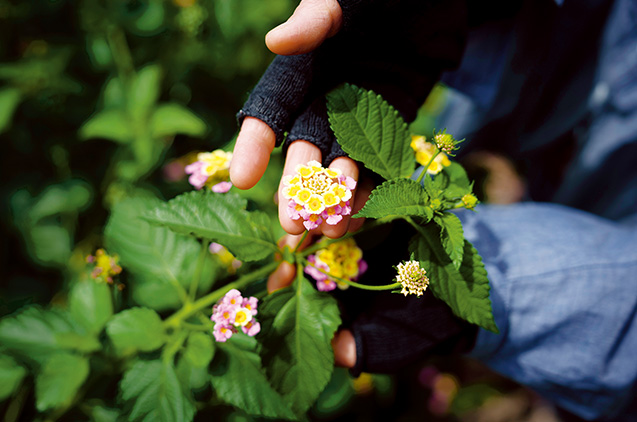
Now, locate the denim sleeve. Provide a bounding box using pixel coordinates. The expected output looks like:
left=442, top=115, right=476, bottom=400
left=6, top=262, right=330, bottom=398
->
left=455, top=203, right=637, bottom=421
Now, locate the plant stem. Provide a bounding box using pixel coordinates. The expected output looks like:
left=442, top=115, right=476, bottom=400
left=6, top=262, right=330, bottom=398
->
left=301, top=258, right=401, bottom=291
left=415, top=150, right=441, bottom=184
left=293, top=230, right=309, bottom=253
left=164, top=261, right=279, bottom=329
left=189, top=240, right=209, bottom=300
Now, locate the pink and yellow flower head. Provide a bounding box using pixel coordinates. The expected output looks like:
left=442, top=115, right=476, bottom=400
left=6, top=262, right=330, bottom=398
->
left=211, top=289, right=260, bottom=342
left=185, top=149, right=233, bottom=193
left=86, top=248, right=122, bottom=284
left=282, top=160, right=356, bottom=231
left=410, top=135, right=451, bottom=175
left=395, top=260, right=429, bottom=297
left=304, top=238, right=367, bottom=292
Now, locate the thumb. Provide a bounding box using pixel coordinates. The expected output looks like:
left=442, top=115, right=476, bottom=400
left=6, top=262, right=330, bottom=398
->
left=265, top=0, right=343, bottom=55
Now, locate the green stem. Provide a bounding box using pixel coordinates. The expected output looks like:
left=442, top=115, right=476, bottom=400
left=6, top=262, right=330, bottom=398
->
left=301, top=258, right=401, bottom=291
left=106, top=25, right=135, bottom=88
left=293, top=230, right=310, bottom=253
left=164, top=261, right=279, bottom=329
left=189, top=240, right=209, bottom=300
left=415, top=150, right=441, bottom=184
left=162, top=331, right=188, bottom=364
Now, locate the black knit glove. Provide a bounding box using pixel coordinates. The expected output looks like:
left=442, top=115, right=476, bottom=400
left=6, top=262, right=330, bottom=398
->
left=238, top=0, right=470, bottom=166
left=335, top=221, right=477, bottom=376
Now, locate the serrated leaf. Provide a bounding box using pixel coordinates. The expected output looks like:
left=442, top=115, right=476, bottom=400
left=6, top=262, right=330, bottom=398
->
left=144, top=191, right=277, bottom=262
left=210, top=336, right=296, bottom=420
left=35, top=353, right=89, bottom=412
left=0, top=354, right=27, bottom=400
left=105, top=196, right=219, bottom=311
left=79, top=109, right=132, bottom=143
left=150, top=103, right=207, bottom=138
left=443, top=162, right=471, bottom=191
left=327, top=84, right=413, bottom=180
left=69, top=280, right=113, bottom=334
left=105, top=307, right=165, bottom=356
left=434, top=213, right=465, bottom=270
left=120, top=360, right=195, bottom=422
left=0, top=306, right=98, bottom=362
left=355, top=178, right=433, bottom=221
left=259, top=277, right=341, bottom=415
left=409, top=225, right=498, bottom=333
left=0, top=87, right=22, bottom=134
left=183, top=332, right=214, bottom=368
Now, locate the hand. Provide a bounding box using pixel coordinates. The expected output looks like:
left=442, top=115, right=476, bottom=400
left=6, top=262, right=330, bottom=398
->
left=231, top=0, right=469, bottom=236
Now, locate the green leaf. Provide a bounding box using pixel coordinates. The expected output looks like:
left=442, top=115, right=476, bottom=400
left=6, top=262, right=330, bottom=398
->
left=355, top=178, right=433, bottom=221
left=150, top=103, right=207, bottom=138
left=120, top=360, right=195, bottom=422
left=129, top=65, right=161, bottom=119
left=259, top=277, right=341, bottom=415
left=434, top=213, right=465, bottom=270
left=0, top=306, right=99, bottom=362
left=69, top=280, right=113, bottom=334
left=35, top=353, right=89, bottom=412
left=182, top=332, right=214, bottom=368
left=409, top=225, right=498, bottom=333
left=443, top=162, right=471, bottom=191
left=105, top=196, right=219, bottom=311
left=0, top=87, right=22, bottom=134
left=210, top=335, right=296, bottom=420
left=105, top=307, right=165, bottom=356
left=0, top=354, right=27, bottom=401
left=79, top=109, right=132, bottom=143
left=327, top=84, right=413, bottom=180
left=144, top=191, right=277, bottom=262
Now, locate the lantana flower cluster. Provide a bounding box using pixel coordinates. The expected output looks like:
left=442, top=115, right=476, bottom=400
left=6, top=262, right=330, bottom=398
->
left=211, top=289, right=260, bottom=342
left=395, top=260, right=429, bottom=297
left=410, top=135, right=451, bottom=175
left=282, top=160, right=356, bottom=231
left=185, top=149, right=233, bottom=193
left=209, top=242, right=242, bottom=275
left=86, top=248, right=122, bottom=284
left=304, top=238, right=367, bottom=292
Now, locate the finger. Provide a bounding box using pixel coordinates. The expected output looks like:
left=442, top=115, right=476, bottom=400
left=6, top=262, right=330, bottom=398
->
left=332, top=329, right=356, bottom=368
left=265, top=0, right=343, bottom=55
left=267, top=261, right=296, bottom=293
left=321, top=156, right=358, bottom=239
left=230, top=117, right=276, bottom=190
left=278, top=140, right=322, bottom=235
left=348, top=176, right=374, bottom=233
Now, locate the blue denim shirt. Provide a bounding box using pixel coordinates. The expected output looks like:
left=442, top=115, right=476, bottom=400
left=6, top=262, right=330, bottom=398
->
left=438, top=0, right=637, bottom=419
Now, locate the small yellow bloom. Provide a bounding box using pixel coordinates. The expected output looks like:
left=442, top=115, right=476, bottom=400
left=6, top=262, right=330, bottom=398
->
left=306, top=194, right=326, bottom=214
left=282, top=184, right=301, bottom=199
left=325, top=168, right=341, bottom=178
left=296, top=164, right=314, bottom=179
left=396, top=260, right=429, bottom=297
left=322, top=191, right=340, bottom=207
left=331, top=184, right=352, bottom=202
left=295, top=188, right=312, bottom=204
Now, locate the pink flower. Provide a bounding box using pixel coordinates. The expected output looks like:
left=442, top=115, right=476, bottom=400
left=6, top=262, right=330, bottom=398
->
left=210, top=289, right=261, bottom=342
left=317, top=279, right=337, bottom=292
left=211, top=181, right=232, bottom=193
left=185, top=161, right=208, bottom=190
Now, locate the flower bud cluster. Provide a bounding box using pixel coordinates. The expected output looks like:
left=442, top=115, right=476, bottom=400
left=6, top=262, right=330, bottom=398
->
left=396, top=260, right=429, bottom=297
left=433, top=130, right=461, bottom=155
left=304, top=238, right=367, bottom=292
left=211, top=289, right=260, bottom=342
left=185, top=149, right=233, bottom=193
left=86, top=249, right=122, bottom=284
left=282, top=161, right=356, bottom=231
left=410, top=135, right=451, bottom=175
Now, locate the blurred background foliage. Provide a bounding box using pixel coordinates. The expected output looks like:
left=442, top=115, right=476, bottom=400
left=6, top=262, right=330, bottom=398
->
left=0, top=0, right=554, bottom=421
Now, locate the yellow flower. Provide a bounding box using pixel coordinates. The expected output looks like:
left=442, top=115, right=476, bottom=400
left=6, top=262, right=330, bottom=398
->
left=322, top=191, right=340, bottom=207
left=295, top=188, right=312, bottom=204
left=296, top=164, right=315, bottom=179
left=411, top=135, right=450, bottom=175
left=395, top=260, right=429, bottom=297
left=306, top=194, right=326, bottom=214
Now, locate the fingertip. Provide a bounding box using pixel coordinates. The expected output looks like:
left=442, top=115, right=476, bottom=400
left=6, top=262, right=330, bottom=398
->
left=265, top=0, right=342, bottom=55
left=230, top=117, right=275, bottom=190
left=332, top=329, right=356, bottom=368
left=267, top=261, right=296, bottom=293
